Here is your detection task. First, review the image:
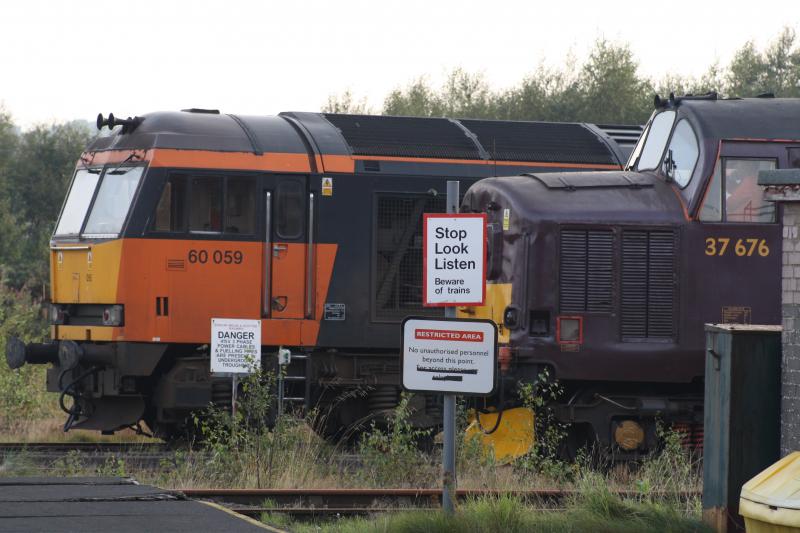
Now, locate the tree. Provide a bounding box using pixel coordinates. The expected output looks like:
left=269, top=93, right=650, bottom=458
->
left=726, top=28, right=800, bottom=97
left=572, top=39, right=652, bottom=124
left=0, top=120, right=91, bottom=288
left=322, top=89, right=373, bottom=114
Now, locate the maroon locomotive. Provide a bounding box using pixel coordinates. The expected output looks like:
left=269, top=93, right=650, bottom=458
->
left=464, top=93, right=790, bottom=454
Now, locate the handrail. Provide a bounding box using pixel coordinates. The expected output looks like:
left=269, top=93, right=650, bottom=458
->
left=262, top=191, right=272, bottom=318
left=305, top=192, right=315, bottom=319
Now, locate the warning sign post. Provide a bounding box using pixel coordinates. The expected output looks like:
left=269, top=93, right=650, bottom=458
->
left=402, top=317, right=497, bottom=395
left=415, top=180, right=494, bottom=515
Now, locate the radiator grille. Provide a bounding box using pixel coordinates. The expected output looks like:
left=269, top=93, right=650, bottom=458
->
left=559, top=229, right=613, bottom=313
left=374, top=194, right=447, bottom=321
left=460, top=120, right=618, bottom=165
left=621, top=230, right=677, bottom=339
left=324, top=114, right=481, bottom=160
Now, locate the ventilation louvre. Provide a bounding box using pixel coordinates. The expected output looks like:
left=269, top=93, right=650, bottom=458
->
left=461, top=120, right=618, bottom=165
left=373, top=194, right=447, bottom=321
left=621, top=230, right=677, bottom=340
left=559, top=229, right=613, bottom=313
left=324, top=114, right=481, bottom=160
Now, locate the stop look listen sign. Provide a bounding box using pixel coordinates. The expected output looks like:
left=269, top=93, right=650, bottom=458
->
left=423, top=213, right=486, bottom=306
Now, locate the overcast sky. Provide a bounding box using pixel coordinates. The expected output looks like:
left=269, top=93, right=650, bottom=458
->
left=2, top=0, right=798, bottom=128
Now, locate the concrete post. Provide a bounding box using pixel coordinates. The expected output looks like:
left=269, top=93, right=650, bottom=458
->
left=759, top=169, right=800, bottom=455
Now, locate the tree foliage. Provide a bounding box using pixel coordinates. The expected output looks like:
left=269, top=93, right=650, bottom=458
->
left=325, top=29, right=800, bottom=124
left=0, top=116, right=91, bottom=288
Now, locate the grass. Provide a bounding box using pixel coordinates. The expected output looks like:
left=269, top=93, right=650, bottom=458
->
left=0, top=350, right=704, bottom=530
left=260, top=485, right=712, bottom=533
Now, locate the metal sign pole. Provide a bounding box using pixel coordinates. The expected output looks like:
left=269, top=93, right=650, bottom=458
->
left=231, top=374, right=238, bottom=419
left=442, top=180, right=459, bottom=515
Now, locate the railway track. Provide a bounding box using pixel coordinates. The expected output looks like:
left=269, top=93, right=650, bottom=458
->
left=0, top=441, right=172, bottom=469
left=0, top=442, right=167, bottom=453
left=179, top=487, right=702, bottom=518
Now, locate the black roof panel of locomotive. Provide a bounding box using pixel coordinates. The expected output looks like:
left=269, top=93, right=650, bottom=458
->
left=459, top=119, right=618, bottom=165
left=323, top=113, right=482, bottom=160
left=86, top=110, right=628, bottom=166
left=531, top=171, right=653, bottom=189
left=680, top=98, right=800, bottom=141
left=465, top=172, right=683, bottom=224
left=87, top=111, right=309, bottom=154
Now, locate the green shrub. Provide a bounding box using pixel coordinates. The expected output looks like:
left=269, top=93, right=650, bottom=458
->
left=357, top=393, right=435, bottom=487
left=0, top=284, right=53, bottom=428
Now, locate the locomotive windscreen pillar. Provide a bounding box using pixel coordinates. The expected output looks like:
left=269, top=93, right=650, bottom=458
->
left=703, top=324, right=781, bottom=533
left=760, top=168, right=800, bottom=455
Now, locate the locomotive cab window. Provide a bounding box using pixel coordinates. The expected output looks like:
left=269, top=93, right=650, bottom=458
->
left=699, top=158, right=776, bottom=223
left=664, top=119, right=699, bottom=188
left=635, top=110, right=676, bottom=171
left=153, top=175, right=187, bottom=232
left=83, top=166, right=145, bottom=236
left=225, top=177, right=256, bottom=234
left=275, top=180, right=304, bottom=240
left=189, top=176, right=223, bottom=233
left=154, top=174, right=256, bottom=235
left=54, top=168, right=101, bottom=236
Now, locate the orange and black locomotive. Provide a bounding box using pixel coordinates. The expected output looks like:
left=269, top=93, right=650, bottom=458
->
left=5, top=110, right=632, bottom=437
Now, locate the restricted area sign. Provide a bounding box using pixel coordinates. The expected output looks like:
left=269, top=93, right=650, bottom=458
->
left=210, top=318, right=261, bottom=375
left=402, top=317, right=497, bottom=395
left=423, top=213, right=486, bottom=306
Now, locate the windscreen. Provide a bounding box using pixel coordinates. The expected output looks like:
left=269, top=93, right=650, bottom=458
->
left=54, top=168, right=101, bottom=236
left=83, top=166, right=145, bottom=236
left=637, top=110, right=676, bottom=171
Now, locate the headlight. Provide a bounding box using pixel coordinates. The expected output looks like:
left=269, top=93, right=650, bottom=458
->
left=49, top=304, right=66, bottom=325
left=102, top=305, right=124, bottom=326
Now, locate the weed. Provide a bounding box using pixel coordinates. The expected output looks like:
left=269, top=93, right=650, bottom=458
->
left=513, top=368, right=571, bottom=480
left=357, top=393, right=435, bottom=487
left=51, top=449, right=85, bottom=476
left=96, top=456, right=127, bottom=477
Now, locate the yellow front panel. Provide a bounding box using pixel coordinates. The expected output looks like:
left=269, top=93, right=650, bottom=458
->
left=51, top=240, right=123, bottom=304
left=56, top=325, right=118, bottom=342
left=457, top=282, right=512, bottom=343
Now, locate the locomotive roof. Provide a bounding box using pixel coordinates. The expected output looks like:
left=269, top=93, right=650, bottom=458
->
left=87, top=110, right=636, bottom=166
left=678, top=97, right=800, bottom=141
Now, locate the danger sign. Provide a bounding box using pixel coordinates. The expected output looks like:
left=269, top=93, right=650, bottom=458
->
left=423, top=213, right=486, bottom=306
left=402, top=317, right=497, bottom=395
left=210, top=318, right=261, bottom=375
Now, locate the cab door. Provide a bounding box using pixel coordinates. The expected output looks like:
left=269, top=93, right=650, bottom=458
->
left=262, top=177, right=313, bottom=319
left=689, top=143, right=784, bottom=342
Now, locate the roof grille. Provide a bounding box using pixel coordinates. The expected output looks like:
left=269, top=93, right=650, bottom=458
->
left=460, top=120, right=618, bottom=165
left=324, top=114, right=481, bottom=160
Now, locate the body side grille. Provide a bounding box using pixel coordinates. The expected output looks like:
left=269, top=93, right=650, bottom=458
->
left=559, top=229, right=613, bottom=314
left=621, top=230, right=677, bottom=340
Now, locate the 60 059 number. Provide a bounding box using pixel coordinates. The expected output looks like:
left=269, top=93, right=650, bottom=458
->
left=188, top=249, right=244, bottom=265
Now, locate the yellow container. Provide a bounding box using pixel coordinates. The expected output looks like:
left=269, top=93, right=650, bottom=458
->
left=740, top=452, right=800, bottom=533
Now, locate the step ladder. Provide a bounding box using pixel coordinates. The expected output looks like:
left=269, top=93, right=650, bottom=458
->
left=277, top=351, right=309, bottom=417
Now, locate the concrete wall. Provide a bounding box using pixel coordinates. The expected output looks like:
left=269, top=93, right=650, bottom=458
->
left=781, top=202, right=800, bottom=455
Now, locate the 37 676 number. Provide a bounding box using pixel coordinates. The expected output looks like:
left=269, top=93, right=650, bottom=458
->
left=188, top=249, right=243, bottom=265
left=705, top=238, right=769, bottom=257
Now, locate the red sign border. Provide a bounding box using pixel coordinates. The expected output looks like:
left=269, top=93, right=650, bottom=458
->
left=422, top=213, right=487, bottom=307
